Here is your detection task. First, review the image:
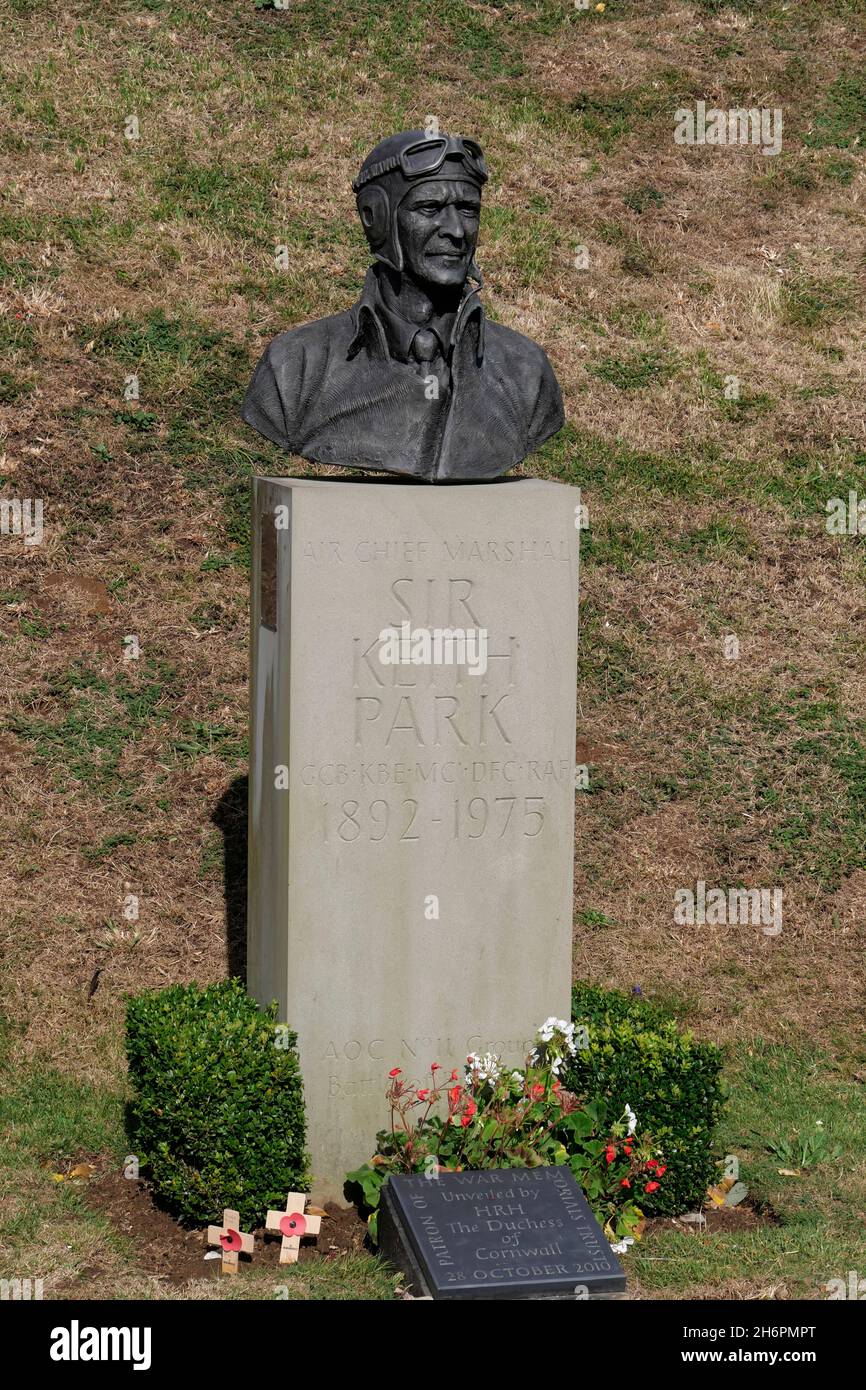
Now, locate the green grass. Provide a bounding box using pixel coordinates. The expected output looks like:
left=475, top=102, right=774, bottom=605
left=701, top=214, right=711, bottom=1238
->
left=678, top=685, right=866, bottom=888
left=580, top=520, right=657, bottom=573
left=0, top=1055, right=127, bottom=1285
left=539, top=424, right=709, bottom=501
left=0, top=1064, right=126, bottom=1174
left=484, top=203, right=561, bottom=286
left=568, top=81, right=680, bottom=152
left=0, top=369, right=34, bottom=403
left=18, top=616, right=52, bottom=639
left=82, top=832, right=138, bottom=863
left=623, top=184, right=665, bottom=215
left=587, top=349, right=678, bottom=391
left=153, top=160, right=273, bottom=240
left=629, top=1041, right=866, bottom=1297
left=781, top=271, right=859, bottom=329
left=575, top=908, right=619, bottom=929
left=83, top=309, right=249, bottom=407
left=805, top=72, right=866, bottom=150
left=190, top=602, right=224, bottom=633
left=0, top=312, right=35, bottom=351
left=578, top=613, right=644, bottom=699
left=73, top=309, right=259, bottom=556
left=170, top=720, right=247, bottom=761
left=823, top=155, right=857, bottom=184
left=672, top=520, right=755, bottom=559
left=6, top=660, right=192, bottom=792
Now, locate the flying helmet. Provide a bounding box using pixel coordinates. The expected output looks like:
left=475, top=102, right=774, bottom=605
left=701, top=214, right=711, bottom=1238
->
left=352, top=129, right=488, bottom=277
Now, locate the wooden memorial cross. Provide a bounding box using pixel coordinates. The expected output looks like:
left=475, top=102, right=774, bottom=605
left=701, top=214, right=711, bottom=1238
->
left=206, top=1208, right=255, bottom=1275
left=265, top=1192, right=322, bottom=1265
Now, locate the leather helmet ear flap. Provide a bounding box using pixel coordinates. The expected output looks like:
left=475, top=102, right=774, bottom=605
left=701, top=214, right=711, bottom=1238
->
left=356, top=185, right=390, bottom=248
left=357, top=186, right=404, bottom=270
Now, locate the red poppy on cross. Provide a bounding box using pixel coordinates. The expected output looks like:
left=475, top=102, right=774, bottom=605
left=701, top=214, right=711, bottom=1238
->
left=265, top=1192, right=323, bottom=1265
left=206, top=1208, right=254, bottom=1275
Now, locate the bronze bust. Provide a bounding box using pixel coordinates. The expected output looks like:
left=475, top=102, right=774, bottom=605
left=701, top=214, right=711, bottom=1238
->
left=242, top=130, right=564, bottom=482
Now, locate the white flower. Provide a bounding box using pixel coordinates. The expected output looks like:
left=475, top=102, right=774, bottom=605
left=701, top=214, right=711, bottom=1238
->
left=465, top=1051, right=501, bottom=1085
left=625, top=1103, right=637, bottom=1136
left=532, top=1018, right=578, bottom=1068
left=610, top=1237, right=634, bottom=1255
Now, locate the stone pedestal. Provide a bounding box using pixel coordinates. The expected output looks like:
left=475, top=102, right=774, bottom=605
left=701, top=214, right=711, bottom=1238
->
left=248, top=476, right=579, bottom=1201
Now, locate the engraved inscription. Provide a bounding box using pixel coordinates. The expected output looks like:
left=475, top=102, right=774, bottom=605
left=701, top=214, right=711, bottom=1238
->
left=396, top=1170, right=618, bottom=1290
left=309, top=558, right=576, bottom=845
left=319, top=795, right=547, bottom=843
left=299, top=537, right=571, bottom=565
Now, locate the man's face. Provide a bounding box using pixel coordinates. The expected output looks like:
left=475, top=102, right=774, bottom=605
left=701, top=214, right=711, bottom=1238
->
left=396, top=179, right=481, bottom=289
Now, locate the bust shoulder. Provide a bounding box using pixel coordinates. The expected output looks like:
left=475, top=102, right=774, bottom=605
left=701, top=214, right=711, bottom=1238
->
left=259, top=307, right=357, bottom=373
left=482, top=317, right=560, bottom=392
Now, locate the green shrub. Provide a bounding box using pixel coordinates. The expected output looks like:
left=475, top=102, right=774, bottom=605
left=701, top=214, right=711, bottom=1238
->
left=564, top=982, right=725, bottom=1215
left=569, top=981, right=677, bottom=1032
left=126, top=979, right=307, bottom=1226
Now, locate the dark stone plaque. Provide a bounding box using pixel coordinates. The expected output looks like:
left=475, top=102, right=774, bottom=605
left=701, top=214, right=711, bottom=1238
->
left=376, top=1167, right=626, bottom=1300
left=259, top=509, right=277, bottom=631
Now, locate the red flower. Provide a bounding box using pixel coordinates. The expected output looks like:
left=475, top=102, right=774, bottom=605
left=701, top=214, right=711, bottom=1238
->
left=450, top=1069, right=458, bottom=1081
left=431, top=1063, right=440, bottom=1072
left=388, top=1067, right=401, bottom=1077
left=280, top=1212, right=307, bottom=1237
left=645, top=1181, right=660, bottom=1194
left=530, top=1083, right=545, bottom=1100
left=605, top=1145, right=616, bottom=1164
left=417, top=1089, right=429, bottom=1101
left=620, top=1178, right=631, bottom=1189
left=220, top=1228, right=243, bottom=1251
left=460, top=1098, right=478, bottom=1127
left=461, top=1095, right=480, bottom=1128
left=646, top=1158, right=658, bottom=1170
left=448, top=1086, right=461, bottom=1105
left=656, top=1164, right=667, bottom=1176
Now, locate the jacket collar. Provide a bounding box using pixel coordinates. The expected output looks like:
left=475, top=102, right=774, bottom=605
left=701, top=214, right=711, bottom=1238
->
left=347, top=266, right=485, bottom=365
